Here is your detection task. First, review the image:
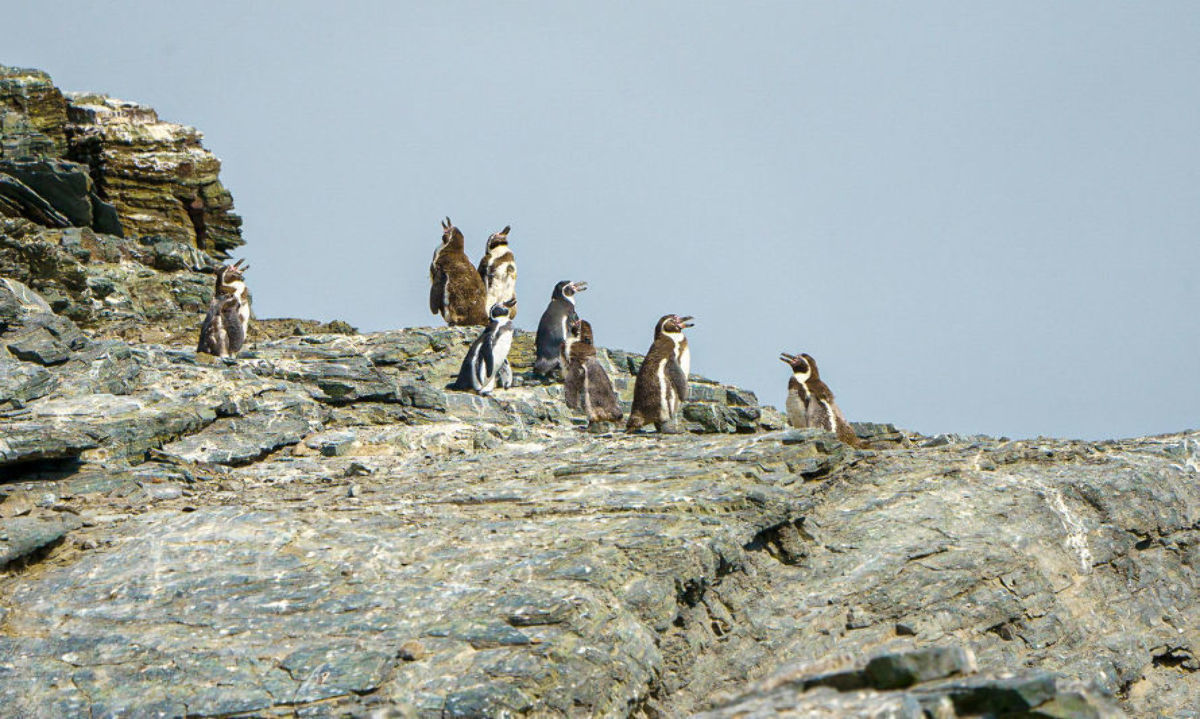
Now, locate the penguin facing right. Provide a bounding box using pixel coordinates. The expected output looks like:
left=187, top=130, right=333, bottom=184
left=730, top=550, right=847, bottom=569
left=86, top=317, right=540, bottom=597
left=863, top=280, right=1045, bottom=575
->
left=449, top=298, right=517, bottom=395
left=477, top=225, right=517, bottom=319
left=533, top=280, right=587, bottom=376
left=429, top=217, right=488, bottom=326
left=197, top=259, right=250, bottom=358
left=561, top=317, right=623, bottom=425
left=779, top=352, right=862, bottom=448
left=626, top=314, right=694, bottom=434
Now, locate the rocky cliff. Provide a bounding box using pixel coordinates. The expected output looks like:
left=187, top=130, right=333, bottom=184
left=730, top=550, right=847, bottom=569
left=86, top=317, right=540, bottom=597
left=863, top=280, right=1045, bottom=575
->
left=0, top=69, right=1195, bottom=719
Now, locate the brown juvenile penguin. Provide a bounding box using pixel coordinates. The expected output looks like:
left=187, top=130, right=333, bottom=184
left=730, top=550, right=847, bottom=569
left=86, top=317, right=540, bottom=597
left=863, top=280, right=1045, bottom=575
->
left=197, top=259, right=250, bottom=357
left=561, top=318, right=623, bottom=425
left=477, top=225, right=517, bottom=319
left=779, top=352, right=862, bottom=448
left=429, top=217, right=488, bottom=326
left=626, top=314, right=693, bottom=434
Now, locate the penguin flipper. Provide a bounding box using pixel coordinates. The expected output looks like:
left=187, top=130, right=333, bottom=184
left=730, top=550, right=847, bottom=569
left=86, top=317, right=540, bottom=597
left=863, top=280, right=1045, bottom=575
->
left=429, top=267, right=446, bottom=315
left=197, top=297, right=226, bottom=355
left=666, top=358, right=689, bottom=402
left=197, top=307, right=217, bottom=354
left=563, top=364, right=582, bottom=410
left=480, top=331, right=496, bottom=385
left=221, top=298, right=246, bottom=355
left=450, top=337, right=482, bottom=390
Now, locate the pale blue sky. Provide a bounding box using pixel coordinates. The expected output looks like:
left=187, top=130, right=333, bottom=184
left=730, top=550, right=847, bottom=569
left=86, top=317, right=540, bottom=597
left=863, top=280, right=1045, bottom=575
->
left=7, top=2, right=1200, bottom=439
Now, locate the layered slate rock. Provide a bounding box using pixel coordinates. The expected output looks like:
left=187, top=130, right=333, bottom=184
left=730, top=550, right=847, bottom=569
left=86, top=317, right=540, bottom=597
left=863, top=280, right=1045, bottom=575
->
left=0, top=285, right=1196, bottom=716
left=65, top=93, right=242, bottom=254
left=0, top=65, right=247, bottom=344
left=0, top=66, right=68, bottom=157
left=1, top=65, right=243, bottom=254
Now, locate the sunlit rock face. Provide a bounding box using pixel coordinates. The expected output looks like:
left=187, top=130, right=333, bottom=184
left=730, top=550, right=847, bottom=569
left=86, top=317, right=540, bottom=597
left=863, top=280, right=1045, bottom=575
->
left=64, top=92, right=242, bottom=255
left=0, top=63, right=242, bottom=265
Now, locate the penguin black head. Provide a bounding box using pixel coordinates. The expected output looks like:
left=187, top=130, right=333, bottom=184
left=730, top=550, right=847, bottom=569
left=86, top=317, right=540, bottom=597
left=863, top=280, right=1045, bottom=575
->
left=489, top=297, right=518, bottom=320
left=779, top=352, right=819, bottom=381
left=655, top=314, right=694, bottom=337
left=551, top=280, right=588, bottom=302
left=214, top=258, right=248, bottom=291
left=486, top=225, right=511, bottom=251
left=568, top=318, right=595, bottom=345
left=440, top=217, right=465, bottom=250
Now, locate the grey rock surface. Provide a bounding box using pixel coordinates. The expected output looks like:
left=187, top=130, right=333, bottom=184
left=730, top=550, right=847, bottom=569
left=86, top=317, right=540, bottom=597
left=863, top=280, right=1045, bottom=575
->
left=0, top=285, right=1194, bottom=716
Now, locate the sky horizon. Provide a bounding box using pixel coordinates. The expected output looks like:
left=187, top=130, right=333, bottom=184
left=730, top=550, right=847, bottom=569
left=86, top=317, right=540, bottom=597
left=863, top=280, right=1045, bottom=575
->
left=6, top=2, right=1200, bottom=441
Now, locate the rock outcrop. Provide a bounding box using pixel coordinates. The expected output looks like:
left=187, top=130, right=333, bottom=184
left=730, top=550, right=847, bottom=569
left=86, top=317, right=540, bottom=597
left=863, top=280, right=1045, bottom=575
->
left=0, top=67, right=1194, bottom=718
left=0, top=64, right=241, bottom=278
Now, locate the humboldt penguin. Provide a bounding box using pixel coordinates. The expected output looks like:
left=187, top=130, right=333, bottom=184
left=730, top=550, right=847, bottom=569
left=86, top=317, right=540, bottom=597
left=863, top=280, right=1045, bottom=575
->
left=429, top=217, right=488, bottom=326
left=449, top=298, right=517, bottom=395
left=533, top=280, right=587, bottom=376
left=561, top=317, right=623, bottom=426
left=197, top=259, right=250, bottom=358
left=779, top=352, right=862, bottom=447
left=477, top=225, right=517, bottom=319
left=626, top=314, right=694, bottom=434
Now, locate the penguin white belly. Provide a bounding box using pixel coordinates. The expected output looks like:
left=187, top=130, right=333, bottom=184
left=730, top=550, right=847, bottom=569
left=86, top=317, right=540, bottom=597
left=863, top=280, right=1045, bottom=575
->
left=785, top=391, right=807, bottom=428
left=677, top=345, right=691, bottom=381
left=481, top=330, right=513, bottom=393
left=486, top=259, right=516, bottom=305
left=237, top=299, right=251, bottom=337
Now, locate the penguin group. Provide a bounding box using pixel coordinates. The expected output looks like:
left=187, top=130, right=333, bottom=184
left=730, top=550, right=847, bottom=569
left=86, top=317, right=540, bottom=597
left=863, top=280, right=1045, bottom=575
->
left=196, top=217, right=863, bottom=445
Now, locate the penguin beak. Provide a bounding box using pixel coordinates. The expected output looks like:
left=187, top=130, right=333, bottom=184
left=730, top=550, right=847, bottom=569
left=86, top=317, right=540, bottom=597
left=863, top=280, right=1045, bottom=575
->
left=779, top=352, right=796, bottom=364
left=677, top=315, right=694, bottom=329
left=571, top=281, right=588, bottom=293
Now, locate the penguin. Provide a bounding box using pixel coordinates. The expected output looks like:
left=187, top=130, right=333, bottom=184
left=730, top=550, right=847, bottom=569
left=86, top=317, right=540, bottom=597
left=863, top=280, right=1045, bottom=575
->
left=561, top=317, right=623, bottom=425
left=429, top=217, right=488, bottom=326
left=626, top=314, right=694, bottom=434
left=477, top=225, right=517, bottom=320
left=197, top=259, right=250, bottom=358
left=448, top=298, right=517, bottom=395
left=533, top=280, right=587, bottom=376
left=779, top=352, right=862, bottom=448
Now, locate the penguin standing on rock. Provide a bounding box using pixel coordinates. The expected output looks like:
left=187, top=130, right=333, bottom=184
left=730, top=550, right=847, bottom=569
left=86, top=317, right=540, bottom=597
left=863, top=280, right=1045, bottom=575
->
left=533, top=280, right=587, bottom=376
left=429, top=217, right=488, bottom=326
left=197, top=259, right=250, bottom=358
left=477, top=225, right=517, bottom=319
left=561, top=317, right=623, bottom=426
left=626, top=314, right=694, bottom=434
left=779, top=352, right=862, bottom=447
left=449, top=298, right=517, bottom=395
